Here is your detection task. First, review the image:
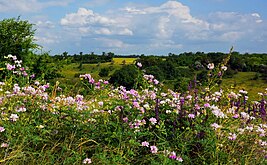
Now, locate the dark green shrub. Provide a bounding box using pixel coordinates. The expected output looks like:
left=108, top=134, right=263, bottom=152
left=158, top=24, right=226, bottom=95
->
left=109, top=65, right=139, bottom=89
left=99, top=67, right=110, bottom=77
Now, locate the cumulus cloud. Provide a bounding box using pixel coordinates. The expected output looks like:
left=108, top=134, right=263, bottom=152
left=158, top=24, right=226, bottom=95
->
left=35, top=20, right=55, bottom=29
left=56, top=1, right=266, bottom=54
left=207, top=11, right=265, bottom=42
left=0, top=0, right=72, bottom=12
left=60, top=8, right=133, bottom=36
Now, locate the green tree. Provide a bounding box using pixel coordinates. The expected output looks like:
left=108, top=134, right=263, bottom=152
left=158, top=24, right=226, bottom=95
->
left=99, top=67, right=110, bottom=77
left=109, top=65, right=139, bottom=90
left=0, top=17, right=39, bottom=62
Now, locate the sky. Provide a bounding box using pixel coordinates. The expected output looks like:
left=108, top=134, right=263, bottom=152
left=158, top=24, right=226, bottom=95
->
left=0, top=0, right=267, bottom=55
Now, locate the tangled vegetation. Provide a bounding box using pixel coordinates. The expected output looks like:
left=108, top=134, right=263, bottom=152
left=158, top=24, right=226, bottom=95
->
left=0, top=52, right=266, bottom=164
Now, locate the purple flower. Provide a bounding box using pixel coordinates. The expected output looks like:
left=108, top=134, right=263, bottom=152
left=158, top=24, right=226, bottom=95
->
left=30, top=74, right=35, bottom=78
left=137, top=62, right=142, bottom=68
left=188, top=114, right=195, bottom=119
left=232, top=114, right=239, bottom=119
left=204, top=103, right=210, bottom=108
left=169, top=151, right=177, bottom=159
left=133, top=101, right=140, bottom=108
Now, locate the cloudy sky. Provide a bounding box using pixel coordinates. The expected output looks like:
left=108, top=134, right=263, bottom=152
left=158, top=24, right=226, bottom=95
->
left=0, top=0, right=266, bottom=55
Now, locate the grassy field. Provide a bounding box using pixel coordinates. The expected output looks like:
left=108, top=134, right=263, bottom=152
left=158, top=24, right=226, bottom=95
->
left=59, top=58, right=266, bottom=101
left=221, top=72, right=267, bottom=100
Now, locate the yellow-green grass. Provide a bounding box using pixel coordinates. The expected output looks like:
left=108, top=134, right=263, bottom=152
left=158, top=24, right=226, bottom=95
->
left=112, top=58, right=137, bottom=64
left=61, top=58, right=137, bottom=79
left=221, top=72, right=267, bottom=100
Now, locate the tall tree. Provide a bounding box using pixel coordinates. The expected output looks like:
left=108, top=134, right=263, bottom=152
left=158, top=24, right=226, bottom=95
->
left=0, top=17, right=39, bottom=62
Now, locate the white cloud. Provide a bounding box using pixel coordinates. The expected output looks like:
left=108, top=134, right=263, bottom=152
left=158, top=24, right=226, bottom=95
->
left=35, top=20, right=55, bottom=29
left=95, top=38, right=128, bottom=48
left=55, top=1, right=266, bottom=54
left=220, top=31, right=243, bottom=41
left=0, top=0, right=72, bottom=12
left=207, top=11, right=265, bottom=43
left=60, top=8, right=133, bottom=36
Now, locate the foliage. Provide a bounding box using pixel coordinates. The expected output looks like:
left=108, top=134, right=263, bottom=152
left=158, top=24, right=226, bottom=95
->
left=98, top=67, right=110, bottom=77
left=31, top=53, right=63, bottom=80
left=0, top=54, right=267, bottom=164
left=0, top=17, right=39, bottom=62
left=109, top=65, right=140, bottom=90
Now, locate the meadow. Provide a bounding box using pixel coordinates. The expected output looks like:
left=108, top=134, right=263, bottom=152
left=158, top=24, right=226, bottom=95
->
left=0, top=54, right=266, bottom=164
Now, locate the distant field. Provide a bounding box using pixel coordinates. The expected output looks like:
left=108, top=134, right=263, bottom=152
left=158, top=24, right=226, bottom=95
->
left=60, top=58, right=137, bottom=82
left=221, top=72, right=267, bottom=100
left=113, top=58, right=137, bottom=64
left=59, top=59, right=266, bottom=101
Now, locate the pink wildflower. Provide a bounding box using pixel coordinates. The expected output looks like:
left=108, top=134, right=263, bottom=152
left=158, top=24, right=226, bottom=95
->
left=176, top=157, right=183, bottom=162
left=150, top=145, right=158, bottom=154
left=149, top=117, right=157, bottom=125
left=83, top=158, right=92, bottom=164
left=188, top=114, right=195, bottom=119
left=169, top=151, right=177, bottom=159
left=0, top=126, right=5, bottom=132
left=228, top=133, right=237, bottom=141
left=122, top=117, right=128, bottom=122
left=1, top=143, right=8, bottom=148
left=204, top=103, right=210, bottom=108
left=98, top=101, right=104, bottom=107
left=141, top=141, right=149, bottom=147
left=211, top=123, right=222, bottom=130
left=6, top=63, right=15, bottom=70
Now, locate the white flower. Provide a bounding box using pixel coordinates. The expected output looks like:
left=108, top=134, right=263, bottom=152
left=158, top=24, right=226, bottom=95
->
left=149, top=117, right=157, bottom=125
left=211, top=123, right=222, bottom=130
left=207, top=63, right=214, bottom=70
left=210, top=105, right=227, bottom=118
left=239, top=90, right=248, bottom=95
left=83, top=158, right=92, bottom=164
left=221, top=66, right=227, bottom=71
left=240, top=112, right=250, bottom=120
left=10, top=114, right=19, bottom=121
left=166, top=110, right=172, bottom=114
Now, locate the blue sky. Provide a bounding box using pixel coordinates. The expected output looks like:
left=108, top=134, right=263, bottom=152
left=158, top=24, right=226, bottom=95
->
left=0, top=0, right=266, bottom=55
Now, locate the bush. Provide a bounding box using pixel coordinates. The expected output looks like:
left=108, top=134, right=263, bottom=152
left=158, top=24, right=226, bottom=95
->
left=109, top=65, right=139, bottom=90
left=99, top=67, right=110, bottom=77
